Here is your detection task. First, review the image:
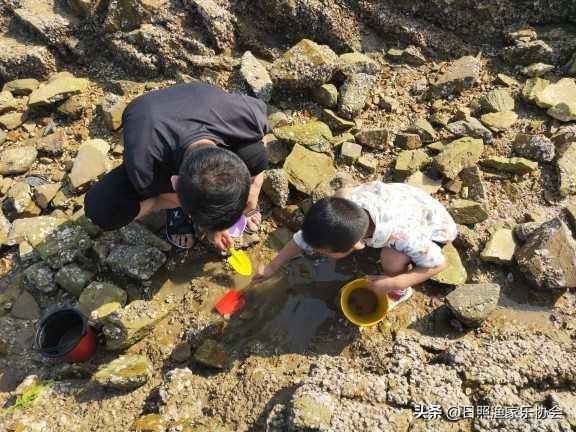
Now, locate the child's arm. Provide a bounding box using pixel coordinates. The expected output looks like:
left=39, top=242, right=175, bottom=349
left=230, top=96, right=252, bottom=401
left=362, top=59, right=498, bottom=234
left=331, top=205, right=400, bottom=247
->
left=252, top=239, right=303, bottom=283
left=366, top=261, right=447, bottom=294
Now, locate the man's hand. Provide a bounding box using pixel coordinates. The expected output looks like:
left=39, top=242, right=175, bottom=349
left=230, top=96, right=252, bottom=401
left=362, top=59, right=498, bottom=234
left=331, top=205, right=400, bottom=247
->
left=252, top=264, right=277, bottom=284
left=365, top=275, right=402, bottom=295
left=207, top=230, right=233, bottom=252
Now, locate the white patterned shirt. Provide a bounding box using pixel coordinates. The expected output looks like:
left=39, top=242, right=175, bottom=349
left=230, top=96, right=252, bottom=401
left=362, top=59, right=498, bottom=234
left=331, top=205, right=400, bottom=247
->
left=293, top=182, right=458, bottom=268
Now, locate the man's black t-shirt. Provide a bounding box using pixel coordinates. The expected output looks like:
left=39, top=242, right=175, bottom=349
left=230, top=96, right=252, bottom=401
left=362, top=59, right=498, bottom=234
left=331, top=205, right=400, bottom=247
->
left=121, top=83, right=270, bottom=197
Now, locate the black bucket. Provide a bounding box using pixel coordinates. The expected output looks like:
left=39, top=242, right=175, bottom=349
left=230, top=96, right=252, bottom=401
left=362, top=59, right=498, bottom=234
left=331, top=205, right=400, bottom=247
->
left=34, top=308, right=96, bottom=362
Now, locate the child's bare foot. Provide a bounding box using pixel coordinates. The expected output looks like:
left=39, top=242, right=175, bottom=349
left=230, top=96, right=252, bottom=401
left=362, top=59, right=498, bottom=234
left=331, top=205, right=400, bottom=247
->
left=387, top=287, right=413, bottom=311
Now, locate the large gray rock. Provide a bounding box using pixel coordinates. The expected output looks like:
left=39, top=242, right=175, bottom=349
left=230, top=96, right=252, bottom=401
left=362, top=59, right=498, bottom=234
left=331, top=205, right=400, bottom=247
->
left=513, top=133, right=555, bottom=162
left=394, top=149, right=431, bottom=181
left=93, top=355, right=152, bottom=390
left=480, top=88, right=515, bottom=112
left=103, top=0, right=151, bottom=32
left=532, top=77, right=576, bottom=122
left=273, top=121, right=332, bottom=153
left=0, top=146, right=37, bottom=175
left=35, top=224, right=92, bottom=269
left=79, top=281, right=127, bottom=315
left=446, top=283, right=501, bottom=327
left=289, top=388, right=336, bottom=430
left=312, top=84, right=338, bottom=108
left=513, top=222, right=541, bottom=243
left=446, top=117, right=493, bottom=144
left=5, top=215, right=63, bottom=246
left=264, top=134, right=290, bottom=165
left=2, top=78, right=40, bottom=96
left=54, top=263, right=95, bottom=297
left=0, top=90, right=18, bottom=114
left=28, top=72, right=89, bottom=108
left=394, top=133, right=422, bottom=150
left=99, top=93, right=126, bottom=131
left=321, top=109, right=355, bottom=133
left=434, top=137, right=484, bottom=179
left=480, top=156, right=538, bottom=175
left=119, top=222, right=171, bottom=252
left=480, top=229, right=517, bottom=263
left=12, top=0, right=78, bottom=49
left=340, top=142, right=362, bottom=165
left=100, top=299, right=172, bottom=350
left=0, top=35, right=56, bottom=81
left=557, top=142, right=576, bottom=197
left=522, top=77, right=549, bottom=103
left=69, top=139, right=111, bottom=189
left=337, top=73, right=376, bottom=120
left=521, top=62, right=554, bottom=77
left=480, top=111, right=518, bottom=132
left=0, top=112, right=26, bottom=130
left=406, top=118, right=437, bottom=143
left=502, top=39, right=554, bottom=66
left=240, top=51, right=272, bottom=102
left=24, top=262, right=56, bottom=293
left=11, top=291, right=40, bottom=320
left=33, top=182, right=60, bottom=209
left=516, top=218, right=576, bottom=291
left=338, top=52, right=379, bottom=76
left=405, top=171, right=442, bottom=195
left=0, top=209, right=10, bottom=245
left=270, top=39, right=338, bottom=89
left=283, top=145, right=336, bottom=195
left=262, top=169, right=290, bottom=207
left=431, top=56, right=481, bottom=97
left=105, top=245, right=166, bottom=280
left=3, top=182, right=40, bottom=218
left=448, top=199, right=489, bottom=224
left=186, top=0, right=235, bottom=52
left=354, top=129, right=388, bottom=149
left=193, top=339, right=228, bottom=369
left=459, top=166, right=487, bottom=201
left=36, top=129, right=66, bottom=156
left=431, top=243, right=467, bottom=286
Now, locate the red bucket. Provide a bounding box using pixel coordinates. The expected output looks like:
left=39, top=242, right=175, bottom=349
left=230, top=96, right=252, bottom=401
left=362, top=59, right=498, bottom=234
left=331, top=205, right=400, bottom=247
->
left=34, top=308, right=97, bottom=363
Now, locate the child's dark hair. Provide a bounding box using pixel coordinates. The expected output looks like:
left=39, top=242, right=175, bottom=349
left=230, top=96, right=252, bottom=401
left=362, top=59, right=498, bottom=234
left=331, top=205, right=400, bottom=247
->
left=178, top=146, right=250, bottom=231
left=302, top=197, right=369, bottom=253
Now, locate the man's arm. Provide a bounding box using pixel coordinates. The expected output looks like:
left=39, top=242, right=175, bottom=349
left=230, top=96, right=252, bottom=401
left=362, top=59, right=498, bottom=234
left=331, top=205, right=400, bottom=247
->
left=247, top=172, right=264, bottom=210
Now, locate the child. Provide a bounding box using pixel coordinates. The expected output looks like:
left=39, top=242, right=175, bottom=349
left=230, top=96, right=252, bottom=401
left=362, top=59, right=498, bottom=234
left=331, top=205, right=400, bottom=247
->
left=253, top=181, right=458, bottom=309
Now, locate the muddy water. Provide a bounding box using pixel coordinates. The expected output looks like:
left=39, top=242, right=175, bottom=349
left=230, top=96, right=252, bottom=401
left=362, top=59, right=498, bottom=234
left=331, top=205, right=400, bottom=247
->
left=348, top=288, right=378, bottom=316
left=223, top=256, right=355, bottom=355
left=152, top=251, right=357, bottom=355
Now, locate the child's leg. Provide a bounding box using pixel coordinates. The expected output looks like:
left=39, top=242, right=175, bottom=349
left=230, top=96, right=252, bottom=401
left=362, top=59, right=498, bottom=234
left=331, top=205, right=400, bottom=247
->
left=379, top=247, right=413, bottom=309
left=379, top=247, right=411, bottom=277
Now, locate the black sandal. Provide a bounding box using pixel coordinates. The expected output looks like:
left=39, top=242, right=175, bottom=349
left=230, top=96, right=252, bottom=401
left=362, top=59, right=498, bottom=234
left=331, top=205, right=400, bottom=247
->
left=165, top=208, right=199, bottom=250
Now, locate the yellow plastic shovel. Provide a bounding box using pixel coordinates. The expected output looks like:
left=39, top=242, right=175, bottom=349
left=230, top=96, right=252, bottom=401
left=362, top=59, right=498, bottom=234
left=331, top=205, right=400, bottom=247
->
left=227, top=248, right=253, bottom=276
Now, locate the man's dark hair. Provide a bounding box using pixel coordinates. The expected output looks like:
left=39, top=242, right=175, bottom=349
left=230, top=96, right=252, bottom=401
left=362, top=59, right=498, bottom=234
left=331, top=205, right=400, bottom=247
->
left=177, top=146, right=250, bottom=231
left=302, top=197, right=369, bottom=253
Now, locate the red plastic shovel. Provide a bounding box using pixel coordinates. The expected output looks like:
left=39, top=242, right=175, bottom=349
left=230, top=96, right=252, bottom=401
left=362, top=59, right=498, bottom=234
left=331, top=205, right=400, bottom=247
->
left=214, top=290, right=245, bottom=317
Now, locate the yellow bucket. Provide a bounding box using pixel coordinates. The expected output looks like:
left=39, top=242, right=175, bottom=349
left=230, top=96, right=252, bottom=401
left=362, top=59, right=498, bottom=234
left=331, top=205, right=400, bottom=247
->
left=340, top=279, right=388, bottom=327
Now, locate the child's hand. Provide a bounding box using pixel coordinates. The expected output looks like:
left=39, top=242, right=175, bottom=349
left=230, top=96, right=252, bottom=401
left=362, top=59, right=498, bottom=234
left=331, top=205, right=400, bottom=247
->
left=365, top=275, right=401, bottom=295
left=252, top=264, right=277, bottom=284
left=207, top=230, right=233, bottom=252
